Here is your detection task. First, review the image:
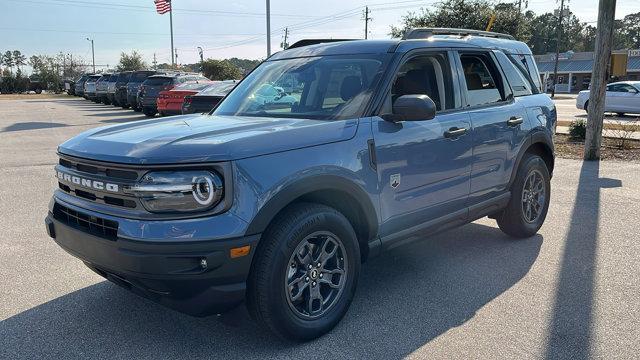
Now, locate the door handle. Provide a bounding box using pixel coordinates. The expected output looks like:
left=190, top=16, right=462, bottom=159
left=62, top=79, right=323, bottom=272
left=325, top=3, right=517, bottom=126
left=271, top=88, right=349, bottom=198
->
left=507, top=116, right=524, bottom=127
left=444, top=127, right=468, bottom=138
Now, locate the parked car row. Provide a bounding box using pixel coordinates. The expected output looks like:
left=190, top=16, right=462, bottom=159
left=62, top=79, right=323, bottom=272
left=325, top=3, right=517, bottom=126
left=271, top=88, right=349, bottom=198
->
left=69, top=70, right=238, bottom=117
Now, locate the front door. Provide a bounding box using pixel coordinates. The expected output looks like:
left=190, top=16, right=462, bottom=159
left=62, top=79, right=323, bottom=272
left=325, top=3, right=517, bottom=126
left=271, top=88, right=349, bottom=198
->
left=372, top=51, right=473, bottom=240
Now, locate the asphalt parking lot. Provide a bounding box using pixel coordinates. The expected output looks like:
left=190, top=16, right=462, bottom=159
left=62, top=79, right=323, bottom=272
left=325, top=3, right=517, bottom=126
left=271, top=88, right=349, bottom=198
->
left=1, top=96, right=639, bottom=359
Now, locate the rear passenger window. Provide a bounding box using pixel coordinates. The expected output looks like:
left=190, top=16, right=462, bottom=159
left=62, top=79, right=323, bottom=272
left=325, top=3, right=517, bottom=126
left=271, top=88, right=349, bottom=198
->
left=494, top=51, right=535, bottom=97
left=459, top=53, right=506, bottom=106
left=388, top=52, right=458, bottom=112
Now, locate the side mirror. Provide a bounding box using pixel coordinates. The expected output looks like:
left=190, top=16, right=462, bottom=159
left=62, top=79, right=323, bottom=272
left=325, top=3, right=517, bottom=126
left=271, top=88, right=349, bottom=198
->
left=384, top=94, right=436, bottom=122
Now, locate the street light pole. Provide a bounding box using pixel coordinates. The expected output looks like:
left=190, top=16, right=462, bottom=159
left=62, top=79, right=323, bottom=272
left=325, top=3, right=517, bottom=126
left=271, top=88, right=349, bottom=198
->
left=197, top=46, right=204, bottom=73
left=86, top=38, right=95, bottom=73
left=266, top=0, right=271, bottom=57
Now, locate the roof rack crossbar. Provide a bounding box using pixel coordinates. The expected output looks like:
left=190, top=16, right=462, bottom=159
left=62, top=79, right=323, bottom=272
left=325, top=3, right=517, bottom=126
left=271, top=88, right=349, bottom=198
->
left=403, top=28, right=515, bottom=41
left=288, top=39, right=357, bottom=49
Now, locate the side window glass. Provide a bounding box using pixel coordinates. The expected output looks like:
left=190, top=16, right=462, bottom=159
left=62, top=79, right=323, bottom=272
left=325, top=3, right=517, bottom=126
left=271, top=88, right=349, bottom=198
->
left=621, top=84, right=637, bottom=93
left=494, top=51, right=534, bottom=97
left=459, top=53, right=505, bottom=106
left=388, top=52, right=458, bottom=112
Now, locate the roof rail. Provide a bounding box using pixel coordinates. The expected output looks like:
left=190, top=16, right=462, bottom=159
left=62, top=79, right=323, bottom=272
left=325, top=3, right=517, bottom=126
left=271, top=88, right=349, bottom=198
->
left=288, top=39, right=357, bottom=49
left=403, top=28, right=515, bottom=40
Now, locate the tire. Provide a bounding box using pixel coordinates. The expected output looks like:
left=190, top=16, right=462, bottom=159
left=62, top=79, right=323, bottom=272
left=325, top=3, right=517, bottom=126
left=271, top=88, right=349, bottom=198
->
left=142, top=107, right=156, bottom=117
left=583, top=100, right=588, bottom=113
left=34, top=88, right=42, bottom=94
left=246, top=203, right=360, bottom=341
left=121, top=103, right=130, bottom=109
left=497, top=153, right=551, bottom=238
left=616, top=112, right=624, bottom=117
left=132, top=106, right=141, bottom=112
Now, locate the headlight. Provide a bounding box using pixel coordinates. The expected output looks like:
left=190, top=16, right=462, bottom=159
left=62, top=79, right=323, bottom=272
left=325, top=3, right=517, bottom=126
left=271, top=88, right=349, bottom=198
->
left=125, top=171, right=223, bottom=213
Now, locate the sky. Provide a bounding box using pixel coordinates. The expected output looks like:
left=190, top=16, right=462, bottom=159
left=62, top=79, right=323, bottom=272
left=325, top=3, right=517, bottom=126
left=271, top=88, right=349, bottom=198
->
left=1, top=0, right=639, bottom=72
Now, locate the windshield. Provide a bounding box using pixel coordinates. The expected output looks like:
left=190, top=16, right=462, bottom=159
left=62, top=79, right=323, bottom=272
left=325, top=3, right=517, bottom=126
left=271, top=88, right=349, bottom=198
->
left=131, top=71, right=155, bottom=82
left=214, top=54, right=388, bottom=120
left=173, top=82, right=213, bottom=91
left=199, top=82, right=236, bottom=96
left=144, top=77, right=173, bottom=86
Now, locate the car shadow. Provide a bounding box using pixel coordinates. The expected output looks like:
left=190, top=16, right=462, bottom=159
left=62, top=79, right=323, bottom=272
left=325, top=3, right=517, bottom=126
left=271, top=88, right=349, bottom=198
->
left=1, top=121, right=68, bottom=132
left=0, top=223, right=542, bottom=359
left=100, top=116, right=148, bottom=123
left=84, top=111, right=139, bottom=118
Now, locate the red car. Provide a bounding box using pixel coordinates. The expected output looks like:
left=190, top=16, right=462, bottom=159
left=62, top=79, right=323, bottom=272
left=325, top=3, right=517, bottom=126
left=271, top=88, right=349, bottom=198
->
left=156, top=81, right=213, bottom=116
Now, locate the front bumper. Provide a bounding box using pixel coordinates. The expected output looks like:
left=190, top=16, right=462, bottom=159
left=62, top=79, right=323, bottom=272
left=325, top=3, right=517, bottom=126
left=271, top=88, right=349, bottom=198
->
left=45, top=199, right=259, bottom=316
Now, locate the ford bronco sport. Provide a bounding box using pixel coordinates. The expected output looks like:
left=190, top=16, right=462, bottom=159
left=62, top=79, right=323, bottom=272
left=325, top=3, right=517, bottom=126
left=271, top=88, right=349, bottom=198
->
left=46, top=29, right=555, bottom=341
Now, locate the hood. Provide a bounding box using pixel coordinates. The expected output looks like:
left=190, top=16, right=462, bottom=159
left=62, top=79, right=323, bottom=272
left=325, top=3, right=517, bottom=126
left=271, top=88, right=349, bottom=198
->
left=58, top=114, right=358, bottom=164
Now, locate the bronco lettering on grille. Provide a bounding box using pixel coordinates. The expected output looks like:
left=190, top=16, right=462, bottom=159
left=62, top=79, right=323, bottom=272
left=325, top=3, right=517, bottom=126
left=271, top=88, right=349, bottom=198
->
left=56, top=170, right=119, bottom=193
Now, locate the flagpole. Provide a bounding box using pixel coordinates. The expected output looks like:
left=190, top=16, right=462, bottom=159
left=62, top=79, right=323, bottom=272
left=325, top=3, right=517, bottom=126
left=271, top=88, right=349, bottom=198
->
left=169, top=0, right=175, bottom=68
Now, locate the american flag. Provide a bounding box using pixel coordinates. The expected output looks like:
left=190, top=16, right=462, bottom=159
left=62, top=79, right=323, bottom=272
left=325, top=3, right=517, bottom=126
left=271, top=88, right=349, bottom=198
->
left=154, top=0, right=171, bottom=14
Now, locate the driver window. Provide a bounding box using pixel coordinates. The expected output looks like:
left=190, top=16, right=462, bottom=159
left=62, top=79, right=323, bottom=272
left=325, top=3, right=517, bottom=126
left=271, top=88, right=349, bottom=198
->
left=384, top=52, right=457, bottom=114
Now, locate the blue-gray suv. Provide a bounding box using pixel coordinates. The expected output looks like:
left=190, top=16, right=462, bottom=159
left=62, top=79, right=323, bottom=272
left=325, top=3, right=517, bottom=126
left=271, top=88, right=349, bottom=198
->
left=45, top=29, right=556, bottom=341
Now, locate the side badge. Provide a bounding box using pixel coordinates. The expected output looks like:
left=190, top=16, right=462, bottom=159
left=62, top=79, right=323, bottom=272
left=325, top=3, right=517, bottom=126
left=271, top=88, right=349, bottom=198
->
left=390, top=174, right=401, bottom=189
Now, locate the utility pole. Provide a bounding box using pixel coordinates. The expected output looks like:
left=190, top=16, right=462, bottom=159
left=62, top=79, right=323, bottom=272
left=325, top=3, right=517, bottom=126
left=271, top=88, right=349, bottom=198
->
left=281, top=28, right=289, bottom=50
left=153, top=53, right=157, bottom=70
left=550, top=0, right=566, bottom=98
left=197, top=46, right=204, bottom=72
left=584, top=0, right=616, bottom=160
left=169, top=4, right=175, bottom=67
left=363, top=6, right=372, bottom=39
left=266, top=0, right=271, bottom=57
left=174, top=48, right=178, bottom=68
left=86, top=37, right=95, bottom=73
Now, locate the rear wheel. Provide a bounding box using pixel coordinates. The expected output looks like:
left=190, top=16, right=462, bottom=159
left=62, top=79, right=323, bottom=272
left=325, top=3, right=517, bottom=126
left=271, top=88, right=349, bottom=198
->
left=497, top=153, right=551, bottom=238
left=246, top=203, right=360, bottom=341
left=584, top=100, right=589, bottom=113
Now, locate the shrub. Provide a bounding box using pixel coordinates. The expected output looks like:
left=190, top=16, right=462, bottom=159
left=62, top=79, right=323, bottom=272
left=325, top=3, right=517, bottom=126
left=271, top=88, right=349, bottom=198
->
left=569, top=119, right=587, bottom=140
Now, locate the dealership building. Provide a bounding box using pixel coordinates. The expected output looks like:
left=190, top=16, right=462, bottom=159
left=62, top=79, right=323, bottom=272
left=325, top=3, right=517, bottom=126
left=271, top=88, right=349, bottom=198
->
left=534, top=49, right=640, bottom=93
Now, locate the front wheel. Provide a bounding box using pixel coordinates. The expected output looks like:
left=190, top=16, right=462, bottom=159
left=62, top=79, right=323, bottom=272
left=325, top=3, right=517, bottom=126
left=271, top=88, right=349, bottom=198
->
left=246, top=203, right=360, bottom=341
left=497, top=153, right=551, bottom=238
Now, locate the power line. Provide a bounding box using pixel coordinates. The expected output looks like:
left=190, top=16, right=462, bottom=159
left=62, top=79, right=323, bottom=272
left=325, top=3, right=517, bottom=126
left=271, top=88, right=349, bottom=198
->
left=4, top=0, right=322, bottom=19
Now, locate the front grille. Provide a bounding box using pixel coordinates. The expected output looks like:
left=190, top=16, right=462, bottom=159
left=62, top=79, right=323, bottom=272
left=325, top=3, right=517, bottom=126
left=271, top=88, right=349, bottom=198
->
left=53, top=203, right=118, bottom=240
left=59, top=158, right=138, bottom=180
left=57, top=155, right=142, bottom=209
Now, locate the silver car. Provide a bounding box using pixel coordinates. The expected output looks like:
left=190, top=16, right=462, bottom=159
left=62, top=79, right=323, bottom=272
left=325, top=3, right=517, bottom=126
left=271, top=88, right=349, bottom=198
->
left=576, top=81, right=640, bottom=115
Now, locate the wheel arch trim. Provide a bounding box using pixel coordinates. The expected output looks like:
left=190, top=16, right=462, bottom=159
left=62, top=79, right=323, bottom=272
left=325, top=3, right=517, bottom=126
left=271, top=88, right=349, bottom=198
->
left=244, top=175, right=378, bottom=243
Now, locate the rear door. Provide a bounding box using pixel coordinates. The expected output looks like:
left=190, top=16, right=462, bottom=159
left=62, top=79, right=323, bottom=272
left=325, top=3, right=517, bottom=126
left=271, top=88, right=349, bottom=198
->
left=456, top=50, right=528, bottom=205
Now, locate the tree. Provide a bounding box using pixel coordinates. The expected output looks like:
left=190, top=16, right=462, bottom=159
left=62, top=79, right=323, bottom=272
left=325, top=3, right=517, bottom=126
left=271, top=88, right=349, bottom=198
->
left=12, top=50, right=26, bottom=72
left=227, top=58, right=261, bottom=74
left=202, top=59, right=242, bottom=80
left=390, top=0, right=531, bottom=41
left=117, top=51, right=147, bottom=71
left=2, top=51, right=14, bottom=74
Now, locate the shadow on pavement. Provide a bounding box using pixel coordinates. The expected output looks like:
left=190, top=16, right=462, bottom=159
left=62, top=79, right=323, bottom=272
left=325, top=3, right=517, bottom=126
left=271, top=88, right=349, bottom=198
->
left=545, top=160, right=621, bottom=359
left=84, top=111, right=138, bottom=118
left=0, top=223, right=542, bottom=359
left=1, top=121, right=68, bottom=132
left=100, top=116, right=148, bottom=123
